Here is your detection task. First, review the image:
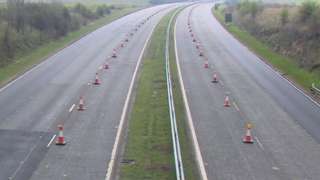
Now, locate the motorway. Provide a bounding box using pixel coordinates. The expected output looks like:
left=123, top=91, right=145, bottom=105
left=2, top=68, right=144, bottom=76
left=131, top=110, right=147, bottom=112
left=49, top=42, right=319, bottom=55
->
left=175, top=3, right=320, bottom=180
left=0, top=4, right=179, bottom=180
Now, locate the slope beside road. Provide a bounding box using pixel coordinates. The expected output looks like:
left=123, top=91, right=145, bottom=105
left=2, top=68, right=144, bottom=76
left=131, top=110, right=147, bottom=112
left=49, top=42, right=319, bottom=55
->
left=175, top=3, right=320, bottom=180
left=0, top=4, right=179, bottom=180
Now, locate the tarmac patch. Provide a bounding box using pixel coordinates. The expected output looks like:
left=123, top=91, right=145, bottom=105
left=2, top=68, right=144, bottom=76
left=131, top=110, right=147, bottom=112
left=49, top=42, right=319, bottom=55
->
left=0, top=129, right=52, bottom=180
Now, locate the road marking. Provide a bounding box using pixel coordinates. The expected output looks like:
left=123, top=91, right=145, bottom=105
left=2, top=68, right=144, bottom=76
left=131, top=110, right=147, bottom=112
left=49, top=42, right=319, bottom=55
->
left=174, top=7, right=208, bottom=180
left=233, top=102, right=240, bottom=112
left=69, top=104, right=75, bottom=113
left=272, top=166, right=280, bottom=171
left=9, top=136, right=43, bottom=180
left=105, top=15, right=158, bottom=180
left=47, top=134, right=57, bottom=148
left=255, top=136, right=264, bottom=150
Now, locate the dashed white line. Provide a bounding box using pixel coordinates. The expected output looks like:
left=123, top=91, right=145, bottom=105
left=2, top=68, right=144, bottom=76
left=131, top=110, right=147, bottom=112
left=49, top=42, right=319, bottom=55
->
left=255, top=136, right=264, bottom=150
left=233, top=102, right=240, bottom=112
left=69, top=104, right=75, bottom=113
left=47, top=134, right=57, bottom=148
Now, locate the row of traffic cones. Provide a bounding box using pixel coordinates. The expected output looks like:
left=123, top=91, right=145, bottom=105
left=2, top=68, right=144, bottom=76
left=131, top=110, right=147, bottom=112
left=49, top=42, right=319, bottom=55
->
left=187, top=17, right=254, bottom=144
left=55, top=14, right=158, bottom=146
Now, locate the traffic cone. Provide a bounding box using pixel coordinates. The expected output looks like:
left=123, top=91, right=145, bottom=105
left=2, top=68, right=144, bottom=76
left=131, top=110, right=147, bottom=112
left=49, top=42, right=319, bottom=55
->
left=125, top=38, right=129, bottom=42
left=212, top=73, right=218, bottom=83
left=196, top=43, right=200, bottom=49
left=204, top=61, right=209, bottom=68
left=120, top=43, right=124, bottom=48
left=78, top=96, right=86, bottom=111
left=93, top=73, right=101, bottom=85
left=104, top=63, right=109, bottom=69
left=224, top=96, right=230, bottom=107
left=55, top=124, right=66, bottom=145
left=199, top=51, right=204, bottom=57
left=112, top=49, right=117, bottom=58
left=191, top=33, right=194, bottom=37
left=243, top=124, right=254, bottom=143
left=189, top=29, right=192, bottom=32
left=193, top=38, right=197, bottom=43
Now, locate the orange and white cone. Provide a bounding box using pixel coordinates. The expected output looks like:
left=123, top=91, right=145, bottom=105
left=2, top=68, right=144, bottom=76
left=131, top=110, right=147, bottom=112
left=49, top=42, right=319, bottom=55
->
left=55, top=124, right=66, bottom=145
left=196, top=43, right=201, bottom=49
left=112, top=49, right=117, bottom=58
left=224, top=96, right=230, bottom=107
left=93, top=73, right=101, bottom=85
left=204, top=61, right=209, bottom=68
left=104, top=63, right=109, bottom=69
left=243, top=124, right=254, bottom=143
left=212, top=73, right=218, bottom=83
left=78, top=96, right=86, bottom=111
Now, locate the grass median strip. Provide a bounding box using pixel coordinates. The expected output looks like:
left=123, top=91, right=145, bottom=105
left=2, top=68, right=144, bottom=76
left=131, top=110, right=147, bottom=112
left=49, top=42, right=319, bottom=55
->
left=120, top=7, right=199, bottom=179
left=212, top=7, right=320, bottom=91
left=120, top=11, right=175, bottom=180
left=0, top=6, right=138, bottom=87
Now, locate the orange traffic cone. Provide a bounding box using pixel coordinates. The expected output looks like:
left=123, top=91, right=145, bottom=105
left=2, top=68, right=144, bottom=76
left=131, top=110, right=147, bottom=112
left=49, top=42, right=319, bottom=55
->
left=112, top=49, right=117, bottom=58
left=196, top=43, right=200, bottom=49
left=55, top=124, right=66, bottom=145
left=204, top=61, right=209, bottom=68
left=78, top=96, right=86, bottom=111
left=243, top=123, right=254, bottom=143
left=104, top=63, right=109, bottom=69
left=93, top=73, right=101, bottom=85
left=224, top=96, right=230, bottom=107
left=212, top=73, right=218, bottom=83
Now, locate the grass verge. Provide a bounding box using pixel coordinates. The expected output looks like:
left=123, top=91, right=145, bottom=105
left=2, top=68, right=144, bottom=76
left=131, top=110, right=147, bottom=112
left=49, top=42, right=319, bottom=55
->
left=0, top=6, right=138, bottom=87
left=120, top=8, right=199, bottom=180
left=212, top=7, right=320, bottom=90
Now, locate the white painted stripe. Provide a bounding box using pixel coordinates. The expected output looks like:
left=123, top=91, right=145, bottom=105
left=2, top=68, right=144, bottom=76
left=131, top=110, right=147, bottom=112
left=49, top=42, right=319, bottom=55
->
left=105, top=15, right=159, bottom=180
left=47, top=134, right=57, bottom=148
left=174, top=7, right=208, bottom=180
left=255, top=136, right=264, bottom=150
left=233, top=102, right=240, bottom=112
left=69, top=104, right=75, bottom=113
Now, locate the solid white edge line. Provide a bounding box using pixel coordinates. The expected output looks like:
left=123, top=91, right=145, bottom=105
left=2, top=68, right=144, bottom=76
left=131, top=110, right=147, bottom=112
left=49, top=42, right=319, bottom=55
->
left=174, top=7, right=208, bottom=180
left=47, top=134, right=57, bottom=148
left=104, top=15, right=159, bottom=180
left=69, top=104, right=75, bottom=113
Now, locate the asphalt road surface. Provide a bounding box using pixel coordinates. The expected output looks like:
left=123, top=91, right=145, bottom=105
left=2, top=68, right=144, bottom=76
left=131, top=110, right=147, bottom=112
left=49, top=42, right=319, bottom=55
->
left=0, top=4, right=179, bottom=180
left=175, top=3, right=320, bottom=180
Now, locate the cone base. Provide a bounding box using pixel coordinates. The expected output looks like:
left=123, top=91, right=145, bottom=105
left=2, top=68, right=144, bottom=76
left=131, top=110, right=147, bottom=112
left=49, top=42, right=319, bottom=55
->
left=242, top=137, right=254, bottom=144
left=55, top=140, right=66, bottom=145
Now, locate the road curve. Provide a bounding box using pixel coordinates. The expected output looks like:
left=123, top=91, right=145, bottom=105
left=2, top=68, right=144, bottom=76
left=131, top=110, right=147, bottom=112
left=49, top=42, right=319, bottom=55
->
left=0, top=4, right=179, bottom=180
left=175, top=3, right=320, bottom=180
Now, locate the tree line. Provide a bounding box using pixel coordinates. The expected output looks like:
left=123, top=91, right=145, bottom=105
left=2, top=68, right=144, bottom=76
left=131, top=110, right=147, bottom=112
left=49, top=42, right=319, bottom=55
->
left=0, top=0, right=116, bottom=67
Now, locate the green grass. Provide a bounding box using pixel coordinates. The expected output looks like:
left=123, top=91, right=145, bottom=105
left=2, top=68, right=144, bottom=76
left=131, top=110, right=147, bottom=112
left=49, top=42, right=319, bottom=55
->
left=120, top=8, right=199, bottom=179
left=212, top=7, right=320, bottom=90
left=0, top=6, right=138, bottom=86
left=120, top=12, right=175, bottom=180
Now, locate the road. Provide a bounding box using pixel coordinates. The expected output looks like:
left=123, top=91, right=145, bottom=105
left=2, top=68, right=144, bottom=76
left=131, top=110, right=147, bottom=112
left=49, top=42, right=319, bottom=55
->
left=0, top=4, right=179, bottom=180
left=175, top=3, right=320, bottom=180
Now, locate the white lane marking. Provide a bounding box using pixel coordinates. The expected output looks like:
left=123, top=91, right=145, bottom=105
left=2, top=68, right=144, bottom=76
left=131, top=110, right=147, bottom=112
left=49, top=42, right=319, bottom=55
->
left=9, top=136, right=43, bottom=180
left=233, top=102, right=240, bottom=112
left=255, top=136, right=264, bottom=150
left=105, top=15, right=159, bottom=180
left=272, top=166, right=280, bottom=171
left=69, top=104, right=75, bottom=113
left=174, top=8, right=209, bottom=180
left=47, top=134, right=57, bottom=148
